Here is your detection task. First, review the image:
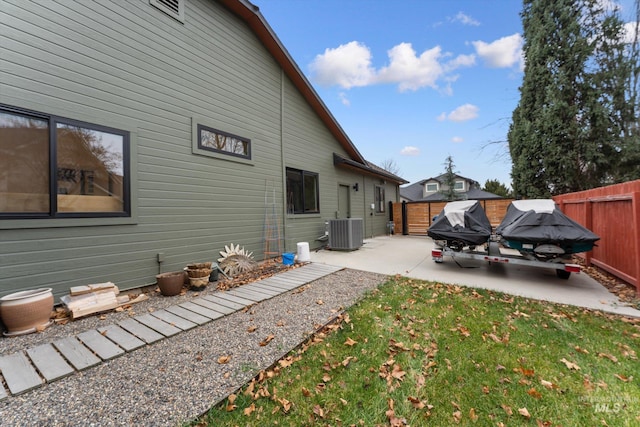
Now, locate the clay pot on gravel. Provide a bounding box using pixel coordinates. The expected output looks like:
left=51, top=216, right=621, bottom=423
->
left=156, top=271, right=186, bottom=296
left=0, top=288, right=54, bottom=336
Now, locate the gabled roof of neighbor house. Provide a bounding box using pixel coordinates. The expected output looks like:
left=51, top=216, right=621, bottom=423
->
left=221, top=0, right=401, bottom=183
left=400, top=174, right=502, bottom=201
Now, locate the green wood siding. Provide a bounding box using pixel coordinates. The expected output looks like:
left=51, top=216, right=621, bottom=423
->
left=0, top=0, right=396, bottom=299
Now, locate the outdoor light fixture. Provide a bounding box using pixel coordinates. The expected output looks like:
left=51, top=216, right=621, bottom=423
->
left=353, top=183, right=359, bottom=191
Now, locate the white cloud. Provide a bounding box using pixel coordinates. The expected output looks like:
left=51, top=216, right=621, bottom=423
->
left=452, top=12, right=480, bottom=26
left=310, top=41, right=475, bottom=93
left=451, top=136, right=464, bottom=143
left=400, top=146, right=421, bottom=156
left=436, top=112, right=447, bottom=121
left=376, top=43, right=445, bottom=91
left=338, top=92, right=350, bottom=106
left=309, top=41, right=376, bottom=89
left=472, top=33, right=523, bottom=69
left=441, top=104, right=479, bottom=122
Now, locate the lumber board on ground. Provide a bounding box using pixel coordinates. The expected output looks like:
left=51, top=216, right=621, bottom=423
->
left=26, top=343, right=74, bottom=382
left=0, top=352, right=43, bottom=395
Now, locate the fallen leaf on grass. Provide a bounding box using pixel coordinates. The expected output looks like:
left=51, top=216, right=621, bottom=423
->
left=226, top=394, right=237, bottom=412
left=341, top=356, right=355, bottom=367
left=518, top=407, right=531, bottom=418
left=469, top=408, right=478, bottom=421
left=278, top=397, right=292, bottom=413
left=301, top=387, right=311, bottom=397
left=391, top=364, right=406, bottom=380
left=344, top=337, right=358, bottom=346
left=407, top=396, right=425, bottom=409
left=597, top=352, right=619, bottom=363
left=243, top=403, right=256, bottom=416
left=574, top=345, right=589, bottom=354
left=452, top=410, right=462, bottom=423
left=614, top=374, right=632, bottom=382
left=560, top=358, right=581, bottom=370
left=514, top=366, right=535, bottom=377
left=501, top=404, right=513, bottom=415
left=527, top=388, right=542, bottom=399
left=540, top=379, right=558, bottom=389
left=313, top=404, right=325, bottom=419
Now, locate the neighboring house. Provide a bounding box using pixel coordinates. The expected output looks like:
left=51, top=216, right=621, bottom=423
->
left=0, top=0, right=406, bottom=298
left=400, top=174, right=503, bottom=202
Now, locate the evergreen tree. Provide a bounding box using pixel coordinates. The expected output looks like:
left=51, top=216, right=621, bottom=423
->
left=509, top=0, right=637, bottom=197
left=483, top=179, right=512, bottom=198
left=439, top=156, right=461, bottom=201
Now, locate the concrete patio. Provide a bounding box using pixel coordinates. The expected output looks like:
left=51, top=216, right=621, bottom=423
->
left=310, top=235, right=640, bottom=318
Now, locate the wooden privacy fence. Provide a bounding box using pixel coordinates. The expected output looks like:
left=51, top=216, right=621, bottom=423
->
left=392, top=199, right=514, bottom=236
left=554, top=180, right=640, bottom=297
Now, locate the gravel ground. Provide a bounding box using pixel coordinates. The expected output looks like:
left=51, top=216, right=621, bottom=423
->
left=0, top=268, right=387, bottom=426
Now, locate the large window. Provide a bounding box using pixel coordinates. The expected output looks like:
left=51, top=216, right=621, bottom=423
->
left=0, top=106, right=130, bottom=218
left=198, top=124, right=250, bottom=159
left=286, top=168, right=319, bottom=214
left=374, top=185, right=385, bottom=213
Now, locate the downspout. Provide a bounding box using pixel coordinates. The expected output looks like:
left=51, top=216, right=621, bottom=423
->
left=280, top=69, right=288, bottom=252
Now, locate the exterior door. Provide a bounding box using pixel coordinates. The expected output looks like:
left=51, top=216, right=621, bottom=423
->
left=337, top=184, right=351, bottom=218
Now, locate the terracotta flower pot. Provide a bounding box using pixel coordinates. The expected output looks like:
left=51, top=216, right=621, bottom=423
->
left=156, top=271, right=185, bottom=296
left=0, top=288, right=54, bottom=336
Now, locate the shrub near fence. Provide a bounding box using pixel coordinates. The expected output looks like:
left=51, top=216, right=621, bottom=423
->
left=553, top=180, right=640, bottom=297
left=392, top=199, right=514, bottom=236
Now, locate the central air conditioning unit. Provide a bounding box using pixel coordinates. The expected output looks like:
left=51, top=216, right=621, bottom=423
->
left=328, top=218, right=364, bottom=250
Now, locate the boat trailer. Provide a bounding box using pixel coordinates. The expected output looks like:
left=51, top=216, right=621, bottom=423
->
left=431, top=240, right=582, bottom=280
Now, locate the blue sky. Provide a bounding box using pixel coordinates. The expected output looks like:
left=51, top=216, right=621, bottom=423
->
left=257, top=0, right=638, bottom=189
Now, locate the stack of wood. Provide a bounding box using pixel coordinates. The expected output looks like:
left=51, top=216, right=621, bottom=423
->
left=60, top=282, right=147, bottom=319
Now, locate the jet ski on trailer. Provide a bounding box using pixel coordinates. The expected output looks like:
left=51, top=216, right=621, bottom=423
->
left=495, top=199, right=600, bottom=260
left=427, top=200, right=492, bottom=251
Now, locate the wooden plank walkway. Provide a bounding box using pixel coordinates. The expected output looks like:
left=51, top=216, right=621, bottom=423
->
left=27, top=344, right=75, bottom=382
left=0, top=263, right=343, bottom=399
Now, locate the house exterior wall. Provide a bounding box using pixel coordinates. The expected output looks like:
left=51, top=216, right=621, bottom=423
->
left=0, top=0, right=396, bottom=299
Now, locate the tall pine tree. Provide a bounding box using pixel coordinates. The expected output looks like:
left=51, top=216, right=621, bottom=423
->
left=509, top=0, right=637, bottom=197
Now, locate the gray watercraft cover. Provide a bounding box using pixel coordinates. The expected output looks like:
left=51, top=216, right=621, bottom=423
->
left=495, top=199, right=599, bottom=244
left=427, top=200, right=492, bottom=245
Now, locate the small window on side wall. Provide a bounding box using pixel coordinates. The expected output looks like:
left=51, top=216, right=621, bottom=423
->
left=198, top=124, right=251, bottom=160
left=286, top=168, right=319, bottom=214
left=454, top=181, right=465, bottom=191
left=375, top=185, right=385, bottom=213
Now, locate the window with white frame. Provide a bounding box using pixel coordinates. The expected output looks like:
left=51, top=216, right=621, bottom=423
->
left=426, top=183, right=438, bottom=192
left=0, top=105, right=130, bottom=218
left=454, top=181, right=465, bottom=191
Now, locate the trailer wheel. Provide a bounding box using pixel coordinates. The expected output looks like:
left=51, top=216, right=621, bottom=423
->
left=556, top=269, right=571, bottom=280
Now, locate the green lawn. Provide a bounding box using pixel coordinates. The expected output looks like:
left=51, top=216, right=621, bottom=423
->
left=194, top=276, right=640, bottom=426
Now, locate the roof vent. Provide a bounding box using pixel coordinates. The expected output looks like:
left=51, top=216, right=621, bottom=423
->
left=150, top=0, right=184, bottom=22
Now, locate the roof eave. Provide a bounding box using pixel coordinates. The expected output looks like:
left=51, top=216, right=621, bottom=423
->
left=333, top=154, right=409, bottom=185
